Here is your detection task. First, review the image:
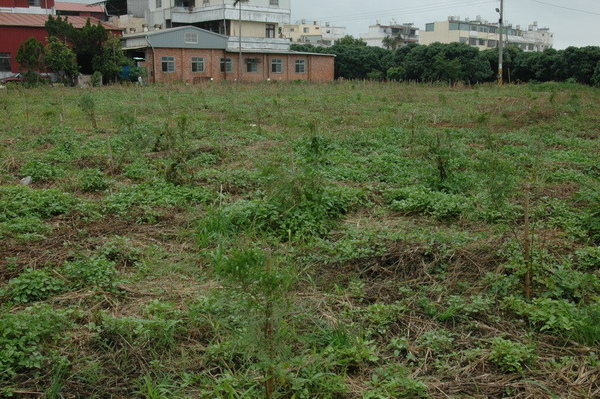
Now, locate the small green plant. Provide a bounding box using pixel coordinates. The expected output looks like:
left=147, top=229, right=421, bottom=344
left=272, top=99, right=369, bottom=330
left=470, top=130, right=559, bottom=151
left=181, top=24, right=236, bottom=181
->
left=62, top=255, right=121, bottom=291
left=489, top=337, right=535, bottom=373
left=214, top=247, right=296, bottom=397
left=79, top=94, right=98, bottom=129
left=417, top=329, right=454, bottom=354
left=99, top=236, right=143, bottom=267
left=93, top=313, right=182, bottom=353
left=363, top=364, right=429, bottom=398
left=0, top=268, right=65, bottom=303
left=91, top=71, right=102, bottom=87
left=78, top=168, right=110, bottom=192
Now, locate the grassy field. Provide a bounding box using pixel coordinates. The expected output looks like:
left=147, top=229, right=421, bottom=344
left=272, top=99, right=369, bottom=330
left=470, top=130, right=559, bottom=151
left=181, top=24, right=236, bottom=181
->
left=1, top=81, right=599, bottom=398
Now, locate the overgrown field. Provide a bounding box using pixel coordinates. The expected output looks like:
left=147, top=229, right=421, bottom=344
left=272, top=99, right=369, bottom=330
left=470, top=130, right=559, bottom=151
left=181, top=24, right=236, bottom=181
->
left=1, top=81, right=599, bottom=398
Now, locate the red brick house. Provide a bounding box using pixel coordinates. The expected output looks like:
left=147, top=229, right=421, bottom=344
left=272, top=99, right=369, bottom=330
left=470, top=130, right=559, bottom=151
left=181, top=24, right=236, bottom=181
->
left=121, top=26, right=335, bottom=83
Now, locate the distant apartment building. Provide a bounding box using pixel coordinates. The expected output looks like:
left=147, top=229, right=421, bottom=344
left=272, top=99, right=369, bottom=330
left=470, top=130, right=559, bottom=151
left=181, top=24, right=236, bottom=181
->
left=141, top=0, right=291, bottom=51
left=420, top=16, right=553, bottom=52
left=283, top=20, right=346, bottom=46
left=360, top=22, right=418, bottom=49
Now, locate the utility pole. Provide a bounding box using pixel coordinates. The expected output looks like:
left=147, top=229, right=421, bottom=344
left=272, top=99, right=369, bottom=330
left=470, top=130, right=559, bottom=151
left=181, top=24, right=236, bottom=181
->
left=233, top=0, right=247, bottom=82
left=496, top=0, right=504, bottom=85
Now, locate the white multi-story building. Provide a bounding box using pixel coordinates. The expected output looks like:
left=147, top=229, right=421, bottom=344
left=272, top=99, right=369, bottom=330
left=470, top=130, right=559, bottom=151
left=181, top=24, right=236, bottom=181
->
left=141, top=0, right=291, bottom=51
left=283, top=20, right=346, bottom=46
left=420, top=16, right=553, bottom=52
left=360, top=22, right=418, bottom=49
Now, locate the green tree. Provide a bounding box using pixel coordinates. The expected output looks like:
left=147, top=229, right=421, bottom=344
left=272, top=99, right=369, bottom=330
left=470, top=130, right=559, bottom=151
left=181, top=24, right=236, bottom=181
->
left=44, top=36, right=79, bottom=85
left=334, top=35, right=367, bottom=47
left=45, top=15, right=77, bottom=44
left=592, top=61, right=600, bottom=87
left=16, top=37, right=45, bottom=73
left=92, top=33, right=131, bottom=84
left=382, top=35, right=401, bottom=50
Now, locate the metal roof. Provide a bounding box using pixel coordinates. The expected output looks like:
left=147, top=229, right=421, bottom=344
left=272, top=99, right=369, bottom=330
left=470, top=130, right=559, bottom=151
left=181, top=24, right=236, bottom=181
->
left=122, top=26, right=228, bottom=41
left=0, top=13, right=119, bottom=30
left=55, top=2, right=106, bottom=13
left=122, top=26, right=229, bottom=50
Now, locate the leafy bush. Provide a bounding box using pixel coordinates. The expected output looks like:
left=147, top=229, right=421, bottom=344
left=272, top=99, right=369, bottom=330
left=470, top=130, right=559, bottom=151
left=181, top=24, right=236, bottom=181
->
left=0, top=185, right=78, bottom=220
left=78, top=168, right=110, bottom=192
left=0, top=305, right=73, bottom=381
left=93, top=313, right=183, bottom=352
left=504, top=296, right=600, bottom=345
left=62, top=256, right=121, bottom=291
left=489, top=337, right=535, bottom=373
left=99, top=236, right=143, bottom=267
left=364, top=364, right=429, bottom=398
left=218, top=168, right=365, bottom=240
left=20, top=160, right=61, bottom=182
left=388, top=186, right=470, bottom=219
left=104, top=180, right=212, bottom=216
left=0, top=268, right=65, bottom=303
left=0, top=215, right=51, bottom=240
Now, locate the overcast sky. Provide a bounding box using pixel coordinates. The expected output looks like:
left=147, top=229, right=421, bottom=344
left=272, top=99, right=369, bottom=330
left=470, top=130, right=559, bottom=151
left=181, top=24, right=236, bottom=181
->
left=70, top=0, right=599, bottom=49
left=290, top=0, right=599, bottom=49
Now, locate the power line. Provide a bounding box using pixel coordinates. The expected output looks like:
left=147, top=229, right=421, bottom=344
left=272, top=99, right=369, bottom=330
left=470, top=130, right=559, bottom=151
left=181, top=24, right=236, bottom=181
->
left=296, top=0, right=497, bottom=24
left=529, top=0, right=600, bottom=16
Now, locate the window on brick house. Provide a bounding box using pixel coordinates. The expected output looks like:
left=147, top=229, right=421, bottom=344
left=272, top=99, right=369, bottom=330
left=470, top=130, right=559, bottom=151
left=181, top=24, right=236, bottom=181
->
left=246, top=58, right=259, bottom=73
left=295, top=59, right=306, bottom=73
left=0, top=53, right=11, bottom=72
left=28, top=0, right=41, bottom=6
left=191, top=57, right=204, bottom=72
left=161, top=56, right=175, bottom=72
left=220, top=58, right=233, bottom=72
left=271, top=58, right=282, bottom=73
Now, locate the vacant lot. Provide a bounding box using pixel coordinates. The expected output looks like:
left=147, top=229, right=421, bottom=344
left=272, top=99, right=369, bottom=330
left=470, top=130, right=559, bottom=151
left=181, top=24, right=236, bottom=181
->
left=1, top=81, right=599, bottom=398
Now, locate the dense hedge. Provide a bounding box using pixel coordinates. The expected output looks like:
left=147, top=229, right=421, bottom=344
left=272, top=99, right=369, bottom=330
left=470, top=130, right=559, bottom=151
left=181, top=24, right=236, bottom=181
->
left=292, top=37, right=600, bottom=85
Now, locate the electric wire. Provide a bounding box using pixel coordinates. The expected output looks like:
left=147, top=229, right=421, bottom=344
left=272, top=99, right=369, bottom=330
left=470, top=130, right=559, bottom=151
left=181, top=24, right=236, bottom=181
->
left=529, top=0, right=600, bottom=16
left=294, top=0, right=497, bottom=24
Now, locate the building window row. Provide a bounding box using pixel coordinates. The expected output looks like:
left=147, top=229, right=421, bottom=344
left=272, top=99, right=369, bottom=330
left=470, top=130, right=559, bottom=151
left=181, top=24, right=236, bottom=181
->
left=459, top=37, right=498, bottom=48
left=160, top=56, right=306, bottom=74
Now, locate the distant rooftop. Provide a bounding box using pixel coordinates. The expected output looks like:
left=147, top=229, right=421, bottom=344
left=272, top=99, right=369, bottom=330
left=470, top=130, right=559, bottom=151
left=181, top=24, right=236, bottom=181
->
left=55, top=2, right=106, bottom=13
left=0, top=13, right=118, bottom=30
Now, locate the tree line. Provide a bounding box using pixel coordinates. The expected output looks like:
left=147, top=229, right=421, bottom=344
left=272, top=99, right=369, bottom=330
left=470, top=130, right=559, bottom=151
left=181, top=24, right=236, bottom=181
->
left=292, top=36, right=600, bottom=86
left=16, top=15, right=131, bottom=86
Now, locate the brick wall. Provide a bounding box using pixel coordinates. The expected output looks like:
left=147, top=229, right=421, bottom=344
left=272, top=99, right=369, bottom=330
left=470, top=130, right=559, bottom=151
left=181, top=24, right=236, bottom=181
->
left=141, top=47, right=334, bottom=83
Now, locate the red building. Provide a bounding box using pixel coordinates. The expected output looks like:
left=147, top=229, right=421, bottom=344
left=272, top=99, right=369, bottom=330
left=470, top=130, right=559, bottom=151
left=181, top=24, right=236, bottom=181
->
left=0, top=12, right=121, bottom=76
left=0, top=0, right=55, bottom=10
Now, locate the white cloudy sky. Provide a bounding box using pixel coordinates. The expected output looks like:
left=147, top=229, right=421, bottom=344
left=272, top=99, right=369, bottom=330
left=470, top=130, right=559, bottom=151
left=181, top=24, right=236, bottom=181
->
left=290, top=0, right=599, bottom=49
left=71, top=0, right=599, bottom=49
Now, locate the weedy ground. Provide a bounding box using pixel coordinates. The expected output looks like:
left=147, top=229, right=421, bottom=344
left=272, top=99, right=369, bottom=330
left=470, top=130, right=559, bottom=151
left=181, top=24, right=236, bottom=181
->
left=0, top=81, right=599, bottom=398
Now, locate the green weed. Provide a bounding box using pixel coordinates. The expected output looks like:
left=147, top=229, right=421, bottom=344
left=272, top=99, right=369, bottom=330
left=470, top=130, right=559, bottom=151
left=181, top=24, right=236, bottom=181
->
left=0, top=268, right=65, bottom=303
